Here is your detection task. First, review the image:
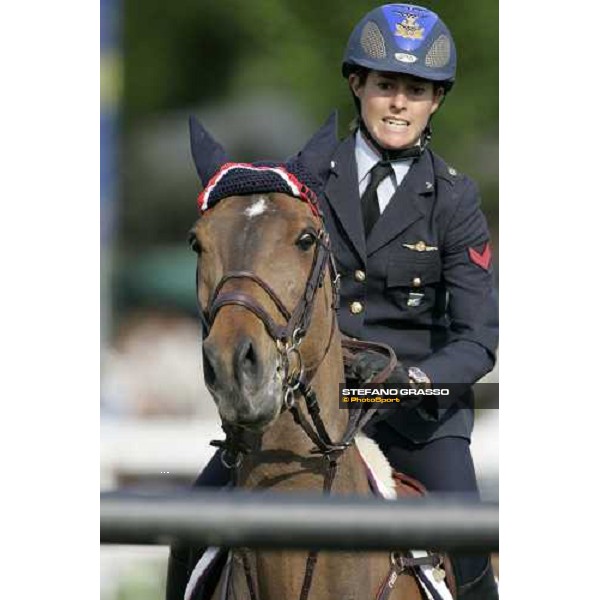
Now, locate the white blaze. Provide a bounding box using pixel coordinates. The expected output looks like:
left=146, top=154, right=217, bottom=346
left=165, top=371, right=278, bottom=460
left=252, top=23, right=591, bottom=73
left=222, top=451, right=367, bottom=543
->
left=244, top=196, right=268, bottom=218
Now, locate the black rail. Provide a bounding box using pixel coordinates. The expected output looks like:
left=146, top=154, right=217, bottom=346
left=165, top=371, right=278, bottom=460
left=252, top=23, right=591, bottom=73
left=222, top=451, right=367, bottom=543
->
left=101, top=490, right=498, bottom=553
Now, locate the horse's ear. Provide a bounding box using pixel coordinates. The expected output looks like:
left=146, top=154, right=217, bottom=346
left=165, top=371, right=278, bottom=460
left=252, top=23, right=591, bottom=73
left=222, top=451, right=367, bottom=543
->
left=291, top=111, right=339, bottom=187
left=189, top=116, right=230, bottom=185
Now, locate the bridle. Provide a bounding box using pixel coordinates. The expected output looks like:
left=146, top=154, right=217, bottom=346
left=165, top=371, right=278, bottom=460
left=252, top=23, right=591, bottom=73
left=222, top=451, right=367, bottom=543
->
left=197, top=215, right=393, bottom=459
left=199, top=224, right=349, bottom=451
left=209, top=229, right=335, bottom=404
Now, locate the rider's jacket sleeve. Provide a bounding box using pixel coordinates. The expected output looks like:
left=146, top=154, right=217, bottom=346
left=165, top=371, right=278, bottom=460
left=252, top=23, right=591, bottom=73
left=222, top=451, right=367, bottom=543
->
left=413, top=177, right=498, bottom=386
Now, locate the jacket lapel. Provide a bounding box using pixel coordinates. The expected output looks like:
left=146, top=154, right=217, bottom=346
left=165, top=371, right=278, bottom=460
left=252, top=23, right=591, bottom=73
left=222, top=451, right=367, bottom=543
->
left=366, top=151, right=435, bottom=257
left=323, top=136, right=367, bottom=264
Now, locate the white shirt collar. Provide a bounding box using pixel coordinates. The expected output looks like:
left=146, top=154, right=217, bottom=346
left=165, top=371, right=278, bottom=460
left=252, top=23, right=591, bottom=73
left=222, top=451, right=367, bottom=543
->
left=354, top=129, right=414, bottom=187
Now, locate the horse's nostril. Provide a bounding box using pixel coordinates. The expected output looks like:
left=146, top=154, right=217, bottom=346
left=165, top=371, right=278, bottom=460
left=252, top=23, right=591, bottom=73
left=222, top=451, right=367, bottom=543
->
left=235, top=337, right=261, bottom=385
left=202, top=346, right=217, bottom=388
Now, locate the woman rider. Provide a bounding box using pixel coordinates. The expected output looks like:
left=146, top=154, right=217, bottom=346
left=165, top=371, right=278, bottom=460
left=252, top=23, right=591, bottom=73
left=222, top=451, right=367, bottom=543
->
left=318, top=4, right=499, bottom=598
left=167, top=4, right=498, bottom=599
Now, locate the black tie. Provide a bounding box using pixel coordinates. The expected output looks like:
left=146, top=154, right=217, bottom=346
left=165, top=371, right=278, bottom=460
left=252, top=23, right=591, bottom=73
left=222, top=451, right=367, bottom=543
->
left=361, top=161, right=393, bottom=237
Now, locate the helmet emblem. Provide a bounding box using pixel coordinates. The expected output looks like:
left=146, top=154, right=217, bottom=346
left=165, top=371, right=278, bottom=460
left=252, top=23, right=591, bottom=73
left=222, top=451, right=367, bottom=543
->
left=394, top=52, right=418, bottom=63
left=395, top=14, right=424, bottom=40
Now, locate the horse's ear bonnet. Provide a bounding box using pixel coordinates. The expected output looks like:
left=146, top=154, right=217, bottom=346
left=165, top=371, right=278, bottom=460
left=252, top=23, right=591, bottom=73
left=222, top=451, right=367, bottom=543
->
left=189, top=112, right=339, bottom=215
left=189, top=116, right=231, bottom=185
left=285, top=111, right=339, bottom=192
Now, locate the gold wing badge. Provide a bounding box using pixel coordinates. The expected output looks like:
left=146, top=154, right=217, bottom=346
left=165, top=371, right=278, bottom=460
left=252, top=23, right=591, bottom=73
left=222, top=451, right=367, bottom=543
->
left=402, top=241, right=438, bottom=252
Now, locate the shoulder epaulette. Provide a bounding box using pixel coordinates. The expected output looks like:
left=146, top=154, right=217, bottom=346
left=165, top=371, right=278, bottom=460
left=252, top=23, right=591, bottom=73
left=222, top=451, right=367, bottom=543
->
left=429, top=151, right=462, bottom=186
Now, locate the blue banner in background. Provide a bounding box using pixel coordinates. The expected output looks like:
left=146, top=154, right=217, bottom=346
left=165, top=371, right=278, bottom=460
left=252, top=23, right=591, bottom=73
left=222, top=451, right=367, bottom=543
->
left=101, top=0, right=121, bottom=350
left=101, top=0, right=120, bottom=244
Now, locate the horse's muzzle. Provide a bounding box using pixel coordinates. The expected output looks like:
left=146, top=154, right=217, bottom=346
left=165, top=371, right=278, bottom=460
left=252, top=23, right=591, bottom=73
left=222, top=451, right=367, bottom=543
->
left=202, top=334, right=283, bottom=430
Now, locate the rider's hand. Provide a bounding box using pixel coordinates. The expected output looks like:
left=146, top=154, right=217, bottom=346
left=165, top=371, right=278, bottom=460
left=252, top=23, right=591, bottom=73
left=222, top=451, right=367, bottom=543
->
left=348, top=351, right=411, bottom=384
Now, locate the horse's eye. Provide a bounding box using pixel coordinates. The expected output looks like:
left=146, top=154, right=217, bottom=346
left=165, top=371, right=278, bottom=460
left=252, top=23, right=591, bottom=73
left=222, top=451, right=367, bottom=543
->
left=296, top=231, right=317, bottom=251
left=188, top=233, right=202, bottom=254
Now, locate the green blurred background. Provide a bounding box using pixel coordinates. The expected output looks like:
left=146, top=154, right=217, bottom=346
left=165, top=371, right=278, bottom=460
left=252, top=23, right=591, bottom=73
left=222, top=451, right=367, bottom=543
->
left=105, top=0, right=498, bottom=329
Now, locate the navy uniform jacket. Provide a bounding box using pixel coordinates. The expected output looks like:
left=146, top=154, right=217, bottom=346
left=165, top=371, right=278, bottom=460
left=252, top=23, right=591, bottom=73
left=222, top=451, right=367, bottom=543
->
left=320, top=135, right=498, bottom=443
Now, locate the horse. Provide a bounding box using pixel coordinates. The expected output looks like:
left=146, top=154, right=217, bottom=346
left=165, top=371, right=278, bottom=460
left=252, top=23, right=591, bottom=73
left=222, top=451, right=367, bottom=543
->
left=185, top=114, right=450, bottom=600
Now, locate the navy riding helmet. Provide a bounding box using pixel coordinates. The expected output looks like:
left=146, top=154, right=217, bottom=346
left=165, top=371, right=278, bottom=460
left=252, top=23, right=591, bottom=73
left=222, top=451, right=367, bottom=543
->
left=342, top=3, right=457, bottom=90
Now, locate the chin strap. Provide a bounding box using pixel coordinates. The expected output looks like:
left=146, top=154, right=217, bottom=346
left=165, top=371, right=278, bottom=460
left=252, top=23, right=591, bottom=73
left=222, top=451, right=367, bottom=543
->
left=358, top=118, right=431, bottom=162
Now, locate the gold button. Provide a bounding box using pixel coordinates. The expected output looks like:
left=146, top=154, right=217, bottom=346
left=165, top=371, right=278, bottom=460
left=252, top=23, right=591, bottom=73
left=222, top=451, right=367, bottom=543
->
left=354, top=269, right=366, bottom=282
left=412, top=277, right=422, bottom=287
left=350, top=301, right=364, bottom=315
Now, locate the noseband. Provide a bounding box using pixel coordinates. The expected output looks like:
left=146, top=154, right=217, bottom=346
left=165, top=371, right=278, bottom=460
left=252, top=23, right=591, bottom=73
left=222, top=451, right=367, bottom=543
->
left=207, top=230, right=333, bottom=347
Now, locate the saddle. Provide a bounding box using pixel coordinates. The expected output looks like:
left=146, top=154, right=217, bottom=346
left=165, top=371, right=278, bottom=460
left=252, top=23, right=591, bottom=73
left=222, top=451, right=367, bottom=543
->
left=393, top=469, right=428, bottom=497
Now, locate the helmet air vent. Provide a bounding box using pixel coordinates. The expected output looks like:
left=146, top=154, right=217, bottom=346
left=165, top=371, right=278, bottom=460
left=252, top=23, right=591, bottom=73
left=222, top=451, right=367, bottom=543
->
left=425, top=34, right=451, bottom=68
left=360, top=21, right=386, bottom=59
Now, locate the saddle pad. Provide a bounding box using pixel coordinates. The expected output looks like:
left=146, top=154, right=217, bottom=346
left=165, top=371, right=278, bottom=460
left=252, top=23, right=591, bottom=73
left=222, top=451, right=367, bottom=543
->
left=355, top=434, right=426, bottom=500
left=355, top=434, right=397, bottom=499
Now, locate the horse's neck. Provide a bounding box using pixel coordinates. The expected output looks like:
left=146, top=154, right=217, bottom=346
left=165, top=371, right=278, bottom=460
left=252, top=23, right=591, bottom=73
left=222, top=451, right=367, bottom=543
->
left=231, top=333, right=383, bottom=600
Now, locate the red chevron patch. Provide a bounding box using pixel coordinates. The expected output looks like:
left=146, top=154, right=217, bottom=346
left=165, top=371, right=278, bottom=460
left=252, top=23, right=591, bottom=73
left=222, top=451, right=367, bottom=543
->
left=468, top=242, right=492, bottom=270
